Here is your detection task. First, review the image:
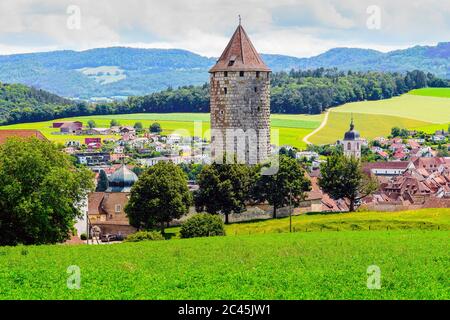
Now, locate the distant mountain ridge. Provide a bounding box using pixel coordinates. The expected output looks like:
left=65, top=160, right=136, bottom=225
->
left=0, top=42, right=448, bottom=99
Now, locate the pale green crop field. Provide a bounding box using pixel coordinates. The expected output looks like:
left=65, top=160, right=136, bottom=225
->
left=332, top=94, right=450, bottom=123
left=309, top=111, right=431, bottom=145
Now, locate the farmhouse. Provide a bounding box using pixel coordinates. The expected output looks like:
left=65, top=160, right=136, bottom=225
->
left=55, top=121, right=83, bottom=134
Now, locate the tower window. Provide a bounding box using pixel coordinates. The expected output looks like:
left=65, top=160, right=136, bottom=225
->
left=224, top=71, right=228, bottom=77
left=254, top=87, right=258, bottom=93
left=223, top=87, right=227, bottom=94
left=256, top=71, right=260, bottom=78
left=240, top=71, right=244, bottom=77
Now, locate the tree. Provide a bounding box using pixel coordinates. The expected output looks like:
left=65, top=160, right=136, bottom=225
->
left=125, top=161, right=192, bottom=233
left=253, top=155, right=311, bottom=218
left=150, top=122, right=162, bottom=133
left=195, top=161, right=251, bottom=224
left=110, top=119, right=120, bottom=127
left=134, top=122, right=143, bottom=132
left=96, top=170, right=109, bottom=192
left=0, top=138, right=94, bottom=245
left=87, top=120, right=96, bottom=129
left=319, top=154, right=378, bottom=212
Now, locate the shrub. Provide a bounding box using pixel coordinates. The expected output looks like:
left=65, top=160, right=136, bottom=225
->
left=80, top=233, right=87, bottom=241
left=125, top=231, right=164, bottom=242
left=180, top=214, right=225, bottom=239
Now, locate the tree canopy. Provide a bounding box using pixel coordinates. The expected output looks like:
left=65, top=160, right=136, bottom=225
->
left=195, top=161, right=251, bottom=224
left=319, top=154, right=378, bottom=212
left=0, top=138, right=94, bottom=245
left=252, top=155, right=311, bottom=218
left=125, top=161, right=192, bottom=233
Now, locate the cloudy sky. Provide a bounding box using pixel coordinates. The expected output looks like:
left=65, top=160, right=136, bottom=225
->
left=0, top=0, right=449, bottom=57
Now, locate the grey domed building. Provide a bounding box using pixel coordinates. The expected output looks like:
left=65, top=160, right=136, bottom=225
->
left=88, top=164, right=139, bottom=238
left=107, top=164, right=138, bottom=192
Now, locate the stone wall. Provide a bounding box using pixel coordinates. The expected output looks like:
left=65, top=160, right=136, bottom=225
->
left=210, top=70, right=270, bottom=164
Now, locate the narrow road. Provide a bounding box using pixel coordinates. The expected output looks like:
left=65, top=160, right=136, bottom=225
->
left=302, top=111, right=330, bottom=145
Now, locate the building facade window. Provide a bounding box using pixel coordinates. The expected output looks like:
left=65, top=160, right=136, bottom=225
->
left=240, top=71, right=244, bottom=77
left=115, top=204, right=121, bottom=213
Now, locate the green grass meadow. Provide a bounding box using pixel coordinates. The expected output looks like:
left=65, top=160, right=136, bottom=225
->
left=0, top=209, right=449, bottom=300
left=0, top=230, right=448, bottom=300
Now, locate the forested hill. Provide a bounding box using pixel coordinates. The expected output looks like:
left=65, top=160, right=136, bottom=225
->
left=1, top=69, right=447, bottom=125
left=0, top=43, right=448, bottom=100
left=0, top=82, right=80, bottom=124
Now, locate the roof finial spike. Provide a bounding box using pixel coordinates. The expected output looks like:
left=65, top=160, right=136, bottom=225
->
left=238, top=14, right=241, bottom=26
left=350, top=113, right=354, bottom=130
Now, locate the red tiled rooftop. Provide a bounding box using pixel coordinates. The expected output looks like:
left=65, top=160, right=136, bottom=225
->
left=0, top=130, right=48, bottom=144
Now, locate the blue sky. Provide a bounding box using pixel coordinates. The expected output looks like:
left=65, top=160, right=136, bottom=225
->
left=0, top=0, right=449, bottom=57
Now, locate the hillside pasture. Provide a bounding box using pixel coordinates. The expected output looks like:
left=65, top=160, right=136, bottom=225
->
left=331, top=94, right=450, bottom=123
left=308, top=111, right=430, bottom=145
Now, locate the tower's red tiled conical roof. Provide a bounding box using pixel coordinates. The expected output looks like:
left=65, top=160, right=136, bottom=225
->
left=209, top=24, right=271, bottom=73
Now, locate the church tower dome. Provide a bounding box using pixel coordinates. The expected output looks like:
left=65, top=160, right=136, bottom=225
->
left=209, top=20, right=271, bottom=164
left=342, top=117, right=362, bottom=159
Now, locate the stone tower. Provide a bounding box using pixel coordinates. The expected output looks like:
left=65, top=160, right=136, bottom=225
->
left=209, top=22, right=271, bottom=164
left=341, top=118, right=362, bottom=159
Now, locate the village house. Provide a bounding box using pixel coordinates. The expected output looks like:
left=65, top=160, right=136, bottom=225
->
left=75, top=152, right=111, bottom=166
left=364, top=157, right=450, bottom=210
left=53, top=121, right=83, bottom=134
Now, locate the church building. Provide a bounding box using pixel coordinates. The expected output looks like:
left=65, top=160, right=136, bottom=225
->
left=340, top=118, right=362, bottom=159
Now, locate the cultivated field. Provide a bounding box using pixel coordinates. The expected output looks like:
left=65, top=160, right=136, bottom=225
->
left=0, top=113, right=323, bottom=149
left=409, top=87, right=450, bottom=98
left=309, top=92, right=450, bottom=145
left=308, top=111, right=430, bottom=145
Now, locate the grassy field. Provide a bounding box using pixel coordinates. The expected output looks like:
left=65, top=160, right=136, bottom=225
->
left=331, top=94, right=450, bottom=123
left=1, top=209, right=448, bottom=299
left=409, top=87, right=450, bottom=98
left=0, top=113, right=323, bottom=149
left=308, top=111, right=431, bottom=145
left=0, top=230, right=448, bottom=299
left=166, top=208, right=450, bottom=237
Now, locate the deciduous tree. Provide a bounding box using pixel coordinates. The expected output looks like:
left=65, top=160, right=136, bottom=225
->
left=319, top=154, right=378, bottom=212
left=125, top=161, right=192, bottom=233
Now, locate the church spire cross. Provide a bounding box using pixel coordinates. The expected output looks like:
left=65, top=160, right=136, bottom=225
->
left=238, top=14, right=241, bottom=26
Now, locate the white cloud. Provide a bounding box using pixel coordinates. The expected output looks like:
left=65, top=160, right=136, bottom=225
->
left=0, top=0, right=448, bottom=56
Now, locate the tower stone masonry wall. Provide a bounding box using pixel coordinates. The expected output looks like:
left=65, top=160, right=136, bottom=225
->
left=210, top=70, right=271, bottom=164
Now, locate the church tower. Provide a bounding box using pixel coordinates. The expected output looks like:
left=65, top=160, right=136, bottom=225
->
left=342, top=118, right=362, bottom=159
left=209, top=21, right=271, bottom=164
